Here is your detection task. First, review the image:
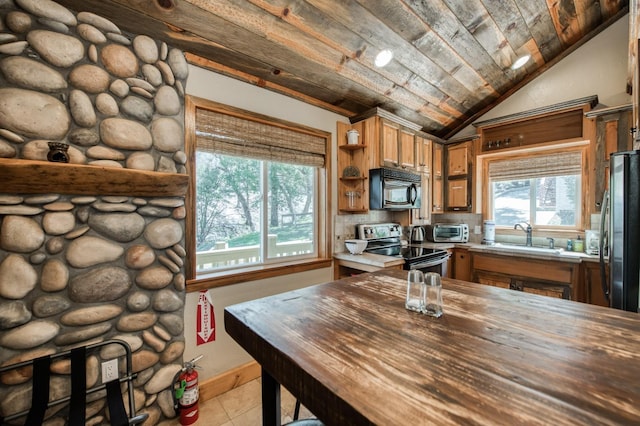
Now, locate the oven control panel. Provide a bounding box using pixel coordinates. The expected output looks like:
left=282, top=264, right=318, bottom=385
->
left=357, top=223, right=402, bottom=240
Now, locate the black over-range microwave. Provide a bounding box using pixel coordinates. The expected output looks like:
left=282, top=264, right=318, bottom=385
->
left=369, top=168, right=421, bottom=210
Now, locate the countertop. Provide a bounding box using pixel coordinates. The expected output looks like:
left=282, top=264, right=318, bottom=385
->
left=335, top=241, right=601, bottom=267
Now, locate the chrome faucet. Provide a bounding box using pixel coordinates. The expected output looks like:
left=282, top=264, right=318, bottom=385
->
left=514, top=222, right=533, bottom=246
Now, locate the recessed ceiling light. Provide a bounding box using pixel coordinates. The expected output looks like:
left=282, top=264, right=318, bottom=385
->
left=511, top=54, right=531, bottom=70
left=375, top=49, right=393, bottom=67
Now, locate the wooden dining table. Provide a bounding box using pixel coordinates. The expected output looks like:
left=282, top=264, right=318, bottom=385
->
left=224, top=269, right=640, bottom=425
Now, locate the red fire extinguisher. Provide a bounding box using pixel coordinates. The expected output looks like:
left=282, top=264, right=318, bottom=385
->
left=175, top=355, right=203, bottom=425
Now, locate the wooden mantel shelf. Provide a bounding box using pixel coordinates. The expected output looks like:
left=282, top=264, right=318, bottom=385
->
left=0, top=159, right=189, bottom=197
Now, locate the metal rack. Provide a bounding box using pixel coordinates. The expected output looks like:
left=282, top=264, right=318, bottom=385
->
left=0, top=339, right=148, bottom=425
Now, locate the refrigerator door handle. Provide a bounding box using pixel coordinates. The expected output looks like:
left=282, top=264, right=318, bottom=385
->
left=599, top=189, right=609, bottom=301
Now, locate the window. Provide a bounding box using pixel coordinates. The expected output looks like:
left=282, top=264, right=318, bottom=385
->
left=186, top=96, right=331, bottom=280
left=195, top=153, right=316, bottom=270
left=486, top=148, right=585, bottom=229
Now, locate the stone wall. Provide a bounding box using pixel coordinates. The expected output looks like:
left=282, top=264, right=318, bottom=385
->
left=0, top=0, right=188, bottom=424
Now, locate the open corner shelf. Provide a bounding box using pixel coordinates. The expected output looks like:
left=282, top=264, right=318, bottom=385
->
left=339, top=144, right=366, bottom=151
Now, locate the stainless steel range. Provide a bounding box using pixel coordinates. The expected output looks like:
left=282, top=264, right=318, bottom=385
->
left=356, top=223, right=450, bottom=276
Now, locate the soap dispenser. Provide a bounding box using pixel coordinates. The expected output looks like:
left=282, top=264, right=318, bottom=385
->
left=573, top=235, right=584, bottom=252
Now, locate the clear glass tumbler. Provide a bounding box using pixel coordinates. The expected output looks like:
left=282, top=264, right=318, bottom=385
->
left=423, top=272, right=443, bottom=317
left=405, top=270, right=425, bottom=312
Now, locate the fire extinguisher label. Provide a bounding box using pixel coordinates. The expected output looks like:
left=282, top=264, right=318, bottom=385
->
left=180, top=386, right=199, bottom=406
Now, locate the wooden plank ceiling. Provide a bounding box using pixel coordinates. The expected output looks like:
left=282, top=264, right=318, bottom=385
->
left=54, top=0, right=629, bottom=139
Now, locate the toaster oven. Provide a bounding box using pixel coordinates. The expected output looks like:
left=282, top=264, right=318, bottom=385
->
left=426, top=223, right=469, bottom=243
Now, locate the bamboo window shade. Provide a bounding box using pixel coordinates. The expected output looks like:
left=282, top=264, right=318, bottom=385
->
left=488, top=151, right=583, bottom=181
left=195, top=108, right=326, bottom=167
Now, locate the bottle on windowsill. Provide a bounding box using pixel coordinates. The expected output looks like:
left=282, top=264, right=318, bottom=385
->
left=573, top=235, right=584, bottom=252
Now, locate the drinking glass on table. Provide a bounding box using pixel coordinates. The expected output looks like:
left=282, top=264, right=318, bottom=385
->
left=422, top=272, right=443, bottom=317
left=405, top=270, right=425, bottom=312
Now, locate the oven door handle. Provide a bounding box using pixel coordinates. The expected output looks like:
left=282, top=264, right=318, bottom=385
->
left=408, top=254, right=449, bottom=270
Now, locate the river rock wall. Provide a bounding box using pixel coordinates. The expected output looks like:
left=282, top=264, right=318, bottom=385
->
left=0, top=1, right=188, bottom=424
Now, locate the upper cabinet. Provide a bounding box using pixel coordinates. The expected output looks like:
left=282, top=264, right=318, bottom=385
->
left=444, top=140, right=473, bottom=212
left=447, top=142, right=469, bottom=176
left=378, top=118, right=417, bottom=169
left=349, top=108, right=421, bottom=171
left=412, top=134, right=434, bottom=223
left=432, top=142, right=444, bottom=214
left=416, top=135, right=432, bottom=173
left=585, top=105, right=634, bottom=211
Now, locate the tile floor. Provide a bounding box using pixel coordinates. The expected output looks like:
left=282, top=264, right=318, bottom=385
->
left=165, top=378, right=314, bottom=425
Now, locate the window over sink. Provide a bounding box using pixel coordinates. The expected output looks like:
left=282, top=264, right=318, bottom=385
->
left=482, top=144, right=587, bottom=230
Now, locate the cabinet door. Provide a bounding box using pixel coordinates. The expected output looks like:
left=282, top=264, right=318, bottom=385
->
left=399, top=129, right=416, bottom=169
left=381, top=120, right=399, bottom=167
left=411, top=173, right=431, bottom=223
left=416, top=136, right=432, bottom=173
left=447, top=178, right=468, bottom=208
left=447, top=143, right=468, bottom=176
left=453, top=248, right=471, bottom=281
left=582, top=262, right=609, bottom=306
left=432, top=177, right=443, bottom=213
left=432, top=143, right=443, bottom=177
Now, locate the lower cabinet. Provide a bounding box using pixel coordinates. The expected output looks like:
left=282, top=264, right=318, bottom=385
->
left=580, top=261, right=609, bottom=307
left=452, top=248, right=471, bottom=281
left=471, top=253, right=579, bottom=300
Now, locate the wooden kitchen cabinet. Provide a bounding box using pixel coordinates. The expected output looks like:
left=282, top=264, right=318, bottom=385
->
left=399, top=128, right=416, bottom=169
left=444, top=248, right=453, bottom=278
left=447, top=179, right=468, bottom=209
left=411, top=172, right=431, bottom=223
left=471, top=252, right=579, bottom=300
left=432, top=143, right=443, bottom=213
left=580, top=261, right=609, bottom=307
left=381, top=119, right=400, bottom=167
left=447, top=142, right=469, bottom=176
left=379, top=118, right=416, bottom=169
left=337, top=121, right=368, bottom=214
left=349, top=108, right=421, bottom=171
left=453, top=248, right=471, bottom=281
left=445, top=140, right=472, bottom=211
left=411, top=134, right=434, bottom=223
left=585, top=106, right=633, bottom=212
left=415, top=135, right=432, bottom=173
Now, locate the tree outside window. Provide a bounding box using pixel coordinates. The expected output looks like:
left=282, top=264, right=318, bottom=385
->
left=195, top=152, right=316, bottom=271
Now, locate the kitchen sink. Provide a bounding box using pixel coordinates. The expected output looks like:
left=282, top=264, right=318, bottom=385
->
left=485, top=243, right=565, bottom=256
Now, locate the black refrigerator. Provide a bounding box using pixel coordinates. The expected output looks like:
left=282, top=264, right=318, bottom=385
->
left=603, top=151, right=640, bottom=312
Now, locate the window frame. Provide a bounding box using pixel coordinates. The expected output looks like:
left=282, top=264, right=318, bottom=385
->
left=479, top=141, right=590, bottom=234
left=184, top=95, right=332, bottom=290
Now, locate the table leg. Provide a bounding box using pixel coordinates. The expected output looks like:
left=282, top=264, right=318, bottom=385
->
left=261, top=367, right=281, bottom=426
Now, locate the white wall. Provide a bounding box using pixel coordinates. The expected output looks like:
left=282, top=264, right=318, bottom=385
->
left=183, top=66, right=346, bottom=378
left=455, top=15, right=631, bottom=137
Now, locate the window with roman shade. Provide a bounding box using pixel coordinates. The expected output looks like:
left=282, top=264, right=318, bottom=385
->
left=195, top=107, right=326, bottom=167
left=185, top=96, right=332, bottom=285
left=485, top=147, right=586, bottom=228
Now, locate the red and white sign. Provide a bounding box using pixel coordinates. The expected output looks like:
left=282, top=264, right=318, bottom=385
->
left=196, top=290, right=215, bottom=345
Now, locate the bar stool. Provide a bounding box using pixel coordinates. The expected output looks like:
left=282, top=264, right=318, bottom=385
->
left=284, top=400, right=324, bottom=426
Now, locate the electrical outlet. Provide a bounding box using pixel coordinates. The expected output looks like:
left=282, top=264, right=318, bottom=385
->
left=102, top=359, right=118, bottom=383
